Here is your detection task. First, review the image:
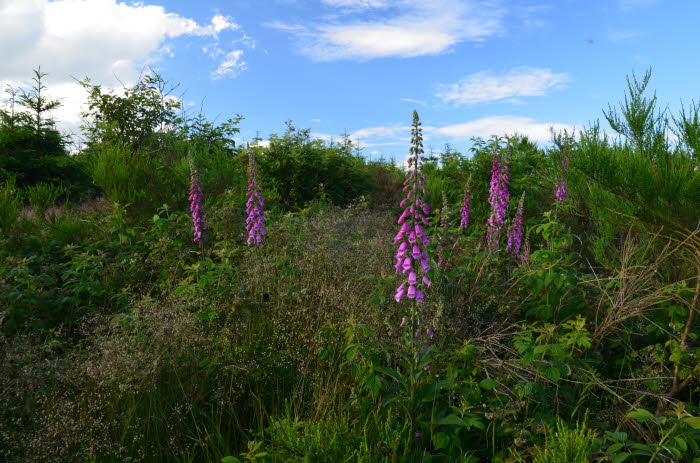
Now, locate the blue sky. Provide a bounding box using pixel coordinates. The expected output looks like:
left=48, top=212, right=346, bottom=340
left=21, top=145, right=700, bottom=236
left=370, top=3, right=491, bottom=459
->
left=1, top=0, right=698, bottom=159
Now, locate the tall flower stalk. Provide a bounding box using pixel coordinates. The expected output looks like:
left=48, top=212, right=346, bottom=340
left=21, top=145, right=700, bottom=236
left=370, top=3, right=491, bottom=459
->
left=520, top=229, right=531, bottom=264
left=459, top=178, right=471, bottom=229
left=188, top=157, right=207, bottom=249
left=486, top=144, right=510, bottom=250
left=506, top=192, right=525, bottom=254
left=436, top=192, right=453, bottom=268
left=395, top=110, right=431, bottom=304
left=245, top=150, right=266, bottom=246
left=556, top=145, right=570, bottom=202
left=393, top=110, right=434, bottom=449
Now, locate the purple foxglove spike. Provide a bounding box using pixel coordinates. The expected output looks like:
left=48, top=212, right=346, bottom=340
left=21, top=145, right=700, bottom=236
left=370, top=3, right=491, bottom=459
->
left=245, top=151, right=266, bottom=246
left=394, top=111, right=431, bottom=310
left=460, top=182, right=471, bottom=229
left=189, top=160, right=207, bottom=249
left=506, top=192, right=525, bottom=254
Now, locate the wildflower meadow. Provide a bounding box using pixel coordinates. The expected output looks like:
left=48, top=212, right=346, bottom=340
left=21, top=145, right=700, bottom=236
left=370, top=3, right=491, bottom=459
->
left=0, top=66, right=698, bottom=463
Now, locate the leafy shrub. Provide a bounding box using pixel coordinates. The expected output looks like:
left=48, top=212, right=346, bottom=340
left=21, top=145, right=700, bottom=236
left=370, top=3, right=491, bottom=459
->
left=0, top=179, right=21, bottom=232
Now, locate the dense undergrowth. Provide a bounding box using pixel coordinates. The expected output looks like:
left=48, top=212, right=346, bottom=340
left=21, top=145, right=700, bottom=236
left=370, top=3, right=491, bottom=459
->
left=0, top=69, right=698, bottom=462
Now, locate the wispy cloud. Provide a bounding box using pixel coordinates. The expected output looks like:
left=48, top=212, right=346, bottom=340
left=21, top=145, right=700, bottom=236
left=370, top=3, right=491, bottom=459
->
left=608, top=30, right=640, bottom=43
left=321, top=0, right=390, bottom=9
left=436, top=67, right=570, bottom=106
left=211, top=50, right=247, bottom=79
left=400, top=97, right=428, bottom=107
left=430, top=115, right=572, bottom=141
left=311, top=115, right=573, bottom=155
left=269, top=0, right=505, bottom=61
left=619, top=0, right=659, bottom=10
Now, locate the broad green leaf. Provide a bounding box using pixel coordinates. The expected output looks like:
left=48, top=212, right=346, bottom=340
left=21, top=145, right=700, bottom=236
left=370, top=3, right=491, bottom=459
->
left=674, top=436, right=688, bottom=452
left=375, top=366, right=403, bottom=382
left=684, top=416, right=700, bottom=429
left=627, top=408, right=654, bottom=423
left=605, top=431, right=627, bottom=442
left=438, top=415, right=468, bottom=427
left=432, top=431, right=449, bottom=449
left=605, top=443, right=625, bottom=454
left=479, top=378, right=498, bottom=390
left=612, top=453, right=632, bottom=463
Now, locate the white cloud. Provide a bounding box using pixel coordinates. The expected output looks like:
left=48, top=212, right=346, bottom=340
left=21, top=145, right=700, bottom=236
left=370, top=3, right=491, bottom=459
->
left=430, top=116, right=573, bottom=142
left=436, top=67, right=570, bottom=106
left=270, top=0, right=504, bottom=61
left=0, top=0, right=240, bottom=83
left=211, top=50, right=247, bottom=79
left=0, top=0, right=247, bottom=133
left=314, top=116, right=573, bottom=155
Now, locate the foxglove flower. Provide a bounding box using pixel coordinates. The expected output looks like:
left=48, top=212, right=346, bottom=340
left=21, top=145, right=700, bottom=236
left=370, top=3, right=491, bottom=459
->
left=506, top=192, right=525, bottom=254
left=486, top=144, right=510, bottom=250
left=188, top=157, right=207, bottom=248
left=520, top=229, right=531, bottom=264
left=246, top=150, right=266, bottom=245
left=556, top=147, right=569, bottom=202
left=555, top=178, right=567, bottom=202
left=459, top=180, right=471, bottom=229
left=436, top=193, right=453, bottom=268
left=394, top=110, right=431, bottom=304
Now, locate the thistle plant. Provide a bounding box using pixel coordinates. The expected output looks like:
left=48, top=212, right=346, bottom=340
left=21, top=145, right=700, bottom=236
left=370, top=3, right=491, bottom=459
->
left=245, top=150, right=266, bottom=246
left=188, top=157, right=207, bottom=248
left=486, top=144, right=510, bottom=250
left=459, top=179, right=471, bottom=229
left=506, top=192, right=525, bottom=254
